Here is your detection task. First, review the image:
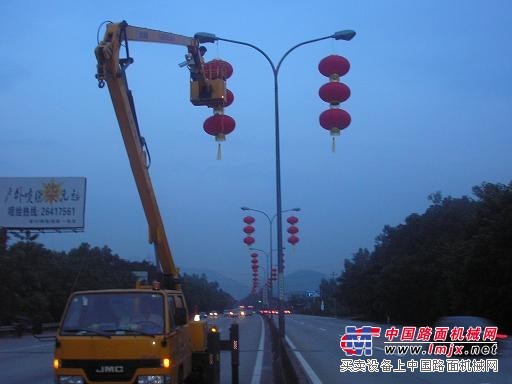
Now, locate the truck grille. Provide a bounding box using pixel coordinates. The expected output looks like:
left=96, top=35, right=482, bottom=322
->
left=61, top=359, right=160, bottom=382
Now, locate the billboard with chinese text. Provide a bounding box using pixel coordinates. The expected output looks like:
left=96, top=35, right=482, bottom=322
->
left=0, top=177, right=86, bottom=230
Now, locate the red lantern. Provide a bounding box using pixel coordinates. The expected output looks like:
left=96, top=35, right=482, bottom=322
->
left=287, top=216, right=299, bottom=225
left=225, top=89, right=234, bottom=107
left=318, top=54, right=351, bottom=152
left=243, top=216, right=255, bottom=225
left=318, top=55, right=350, bottom=79
left=287, top=226, right=299, bottom=235
left=203, top=113, right=236, bottom=160
left=319, top=108, right=351, bottom=133
left=204, top=59, right=233, bottom=80
left=243, top=225, right=255, bottom=234
left=319, top=82, right=350, bottom=104
left=251, top=258, right=258, bottom=264
left=203, top=114, right=235, bottom=137
left=243, top=236, right=255, bottom=246
left=251, top=252, right=258, bottom=258
left=288, top=235, right=299, bottom=246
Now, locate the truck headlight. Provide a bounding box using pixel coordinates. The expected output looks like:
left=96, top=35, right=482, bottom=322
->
left=137, top=375, right=171, bottom=384
left=57, top=376, right=85, bottom=384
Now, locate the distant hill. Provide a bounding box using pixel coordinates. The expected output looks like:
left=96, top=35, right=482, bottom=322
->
left=285, top=270, right=328, bottom=296
left=179, top=268, right=327, bottom=300
left=181, top=267, right=249, bottom=300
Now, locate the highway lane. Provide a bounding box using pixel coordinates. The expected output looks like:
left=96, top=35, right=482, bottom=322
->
left=284, top=314, right=512, bottom=384
left=207, top=313, right=272, bottom=384
left=0, top=315, right=270, bottom=384
left=0, top=333, right=55, bottom=384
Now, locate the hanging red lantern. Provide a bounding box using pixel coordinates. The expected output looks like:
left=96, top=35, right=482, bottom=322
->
left=251, top=252, right=258, bottom=258
left=288, top=235, right=299, bottom=246
left=319, top=82, right=350, bottom=104
left=318, top=55, right=350, bottom=79
left=287, top=226, right=299, bottom=235
left=204, top=59, right=233, bottom=80
left=287, top=216, right=299, bottom=225
left=318, top=54, right=351, bottom=152
left=243, top=225, right=255, bottom=234
left=243, top=216, right=255, bottom=225
left=203, top=113, right=236, bottom=160
left=199, top=59, right=236, bottom=158
left=319, top=108, right=351, bottom=143
left=203, top=113, right=235, bottom=137
left=224, top=89, right=234, bottom=107
left=251, top=258, right=258, bottom=264
left=243, top=236, right=255, bottom=246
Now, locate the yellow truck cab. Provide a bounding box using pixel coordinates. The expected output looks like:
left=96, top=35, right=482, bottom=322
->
left=53, top=286, right=205, bottom=384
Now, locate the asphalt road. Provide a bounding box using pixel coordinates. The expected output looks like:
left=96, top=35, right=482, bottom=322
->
left=283, top=314, right=512, bottom=384
left=0, top=333, right=55, bottom=384
left=0, top=315, right=271, bottom=384
left=209, top=313, right=272, bottom=384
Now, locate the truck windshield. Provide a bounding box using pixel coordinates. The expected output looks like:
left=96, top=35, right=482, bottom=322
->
left=61, top=292, right=165, bottom=335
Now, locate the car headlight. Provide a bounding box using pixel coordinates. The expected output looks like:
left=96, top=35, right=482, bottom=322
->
left=57, top=376, right=85, bottom=384
left=137, top=375, right=171, bottom=384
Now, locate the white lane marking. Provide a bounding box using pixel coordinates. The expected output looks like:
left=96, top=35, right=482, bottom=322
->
left=285, top=335, right=322, bottom=384
left=250, top=316, right=265, bottom=384
left=319, top=328, right=326, bottom=331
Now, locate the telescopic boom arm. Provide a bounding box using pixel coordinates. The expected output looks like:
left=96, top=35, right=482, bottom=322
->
left=94, top=21, right=207, bottom=287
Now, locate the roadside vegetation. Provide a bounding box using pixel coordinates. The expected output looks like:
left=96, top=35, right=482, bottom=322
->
left=0, top=239, right=233, bottom=325
left=333, top=181, right=511, bottom=332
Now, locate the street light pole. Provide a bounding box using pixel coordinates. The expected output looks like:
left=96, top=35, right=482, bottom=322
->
left=199, top=30, right=355, bottom=338
left=242, top=206, right=300, bottom=306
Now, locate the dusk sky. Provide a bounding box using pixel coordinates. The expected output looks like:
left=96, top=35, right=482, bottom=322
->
left=1, top=1, right=511, bottom=291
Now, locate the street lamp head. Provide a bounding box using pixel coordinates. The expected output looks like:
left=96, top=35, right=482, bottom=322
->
left=195, top=32, right=218, bottom=43
left=291, top=208, right=301, bottom=212
left=333, top=30, right=356, bottom=41
left=241, top=206, right=250, bottom=211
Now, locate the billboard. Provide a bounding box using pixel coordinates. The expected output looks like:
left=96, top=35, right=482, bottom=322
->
left=0, top=177, right=86, bottom=230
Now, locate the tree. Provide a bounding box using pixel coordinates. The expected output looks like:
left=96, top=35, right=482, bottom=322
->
left=181, top=273, right=234, bottom=314
left=336, top=181, right=512, bottom=333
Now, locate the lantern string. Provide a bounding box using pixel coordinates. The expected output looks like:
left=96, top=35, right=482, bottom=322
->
left=332, top=136, right=336, bottom=153
left=217, top=142, right=222, bottom=160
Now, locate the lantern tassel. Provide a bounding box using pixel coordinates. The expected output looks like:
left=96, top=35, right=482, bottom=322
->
left=217, top=142, right=222, bottom=160
left=332, top=136, right=336, bottom=153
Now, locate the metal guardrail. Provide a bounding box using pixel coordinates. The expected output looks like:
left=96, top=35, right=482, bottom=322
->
left=0, top=322, right=59, bottom=337
left=263, top=315, right=303, bottom=384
